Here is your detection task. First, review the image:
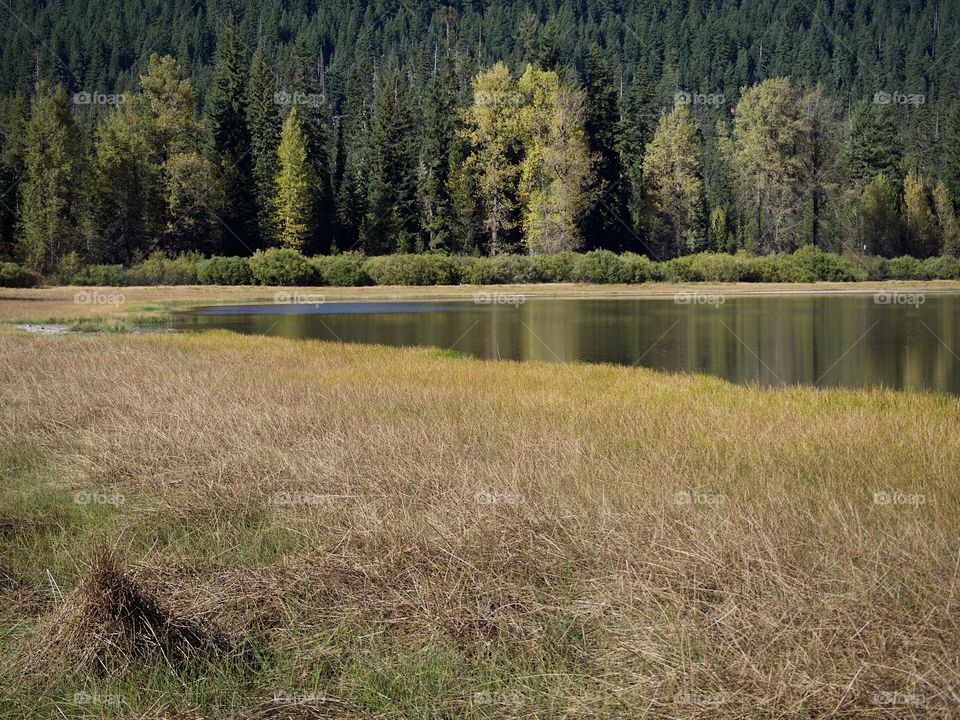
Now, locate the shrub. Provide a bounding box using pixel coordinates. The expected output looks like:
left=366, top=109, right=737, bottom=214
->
left=196, top=256, right=252, bottom=285
left=363, top=254, right=459, bottom=286
left=0, top=262, right=42, bottom=288
left=73, top=264, right=126, bottom=286
left=885, top=256, right=925, bottom=280
left=571, top=250, right=629, bottom=283
left=541, top=252, right=578, bottom=283
left=739, top=254, right=814, bottom=283
left=686, top=253, right=749, bottom=282
left=620, top=253, right=657, bottom=283
left=124, top=251, right=202, bottom=285
left=793, top=245, right=868, bottom=282
left=859, top=255, right=888, bottom=281
left=921, top=256, right=960, bottom=280
left=248, top=248, right=317, bottom=286
left=659, top=256, right=699, bottom=282
left=310, top=252, right=371, bottom=286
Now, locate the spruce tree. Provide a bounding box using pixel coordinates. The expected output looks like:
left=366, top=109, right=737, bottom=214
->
left=206, top=18, right=255, bottom=254
left=617, top=65, right=659, bottom=252
left=17, top=82, right=85, bottom=272
left=582, top=45, right=626, bottom=251
left=246, top=40, right=280, bottom=248
left=419, top=59, right=459, bottom=251
left=848, top=102, right=902, bottom=186
left=290, top=31, right=334, bottom=253
left=364, top=66, right=419, bottom=255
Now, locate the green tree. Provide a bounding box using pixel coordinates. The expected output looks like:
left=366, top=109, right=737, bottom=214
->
left=858, top=173, right=902, bottom=257
left=581, top=45, right=625, bottom=251
left=419, top=60, right=460, bottom=251
left=272, top=108, right=311, bottom=251
left=464, top=62, right=522, bottom=255
left=902, top=170, right=937, bottom=258
left=848, top=102, right=901, bottom=186
left=617, top=65, right=658, bottom=250
left=364, top=66, right=419, bottom=254
left=246, top=40, right=281, bottom=247
left=932, top=180, right=960, bottom=257
left=517, top=66, right=592, bottom=254
left=17, top=82, right=85, bottom=272
left=205, top=17, right=254, bottom=254
left=642, top=104, right=707, bottom=256
left=0, top=95, right=28, bottom=260
left=729, top=78, right=804, bottom=253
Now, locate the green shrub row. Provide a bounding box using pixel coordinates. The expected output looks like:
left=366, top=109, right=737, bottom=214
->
left=6, top=247, right=960, bottom=288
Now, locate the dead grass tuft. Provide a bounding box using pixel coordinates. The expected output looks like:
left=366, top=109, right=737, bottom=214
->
left=19, top=549, right=233, bottom=676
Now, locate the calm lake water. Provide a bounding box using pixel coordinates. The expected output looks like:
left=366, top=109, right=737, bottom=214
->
left=177, top=292, right=960, bottom=394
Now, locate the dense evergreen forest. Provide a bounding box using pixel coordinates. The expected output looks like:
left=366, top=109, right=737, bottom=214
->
left=2, top=0, right=960, bottom=272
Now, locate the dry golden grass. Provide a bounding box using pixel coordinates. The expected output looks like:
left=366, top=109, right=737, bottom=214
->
left=1, top=287, right=959, bottom=718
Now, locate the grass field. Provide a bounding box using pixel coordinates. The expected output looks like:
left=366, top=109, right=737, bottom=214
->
left=2, top=285, right=959, bottom=719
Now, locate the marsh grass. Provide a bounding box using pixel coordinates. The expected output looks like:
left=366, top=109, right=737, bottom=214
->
left=1, top=288, right=958, bottom=718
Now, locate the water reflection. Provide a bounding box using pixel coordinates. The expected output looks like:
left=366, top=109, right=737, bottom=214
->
left=177, top=295, right=960, bottom=394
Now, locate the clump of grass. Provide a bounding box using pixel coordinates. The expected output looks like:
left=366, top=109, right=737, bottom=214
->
left=18, top=549, right=233, bottom=677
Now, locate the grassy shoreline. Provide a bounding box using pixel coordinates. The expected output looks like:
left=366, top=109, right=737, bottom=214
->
left=2, top=286, right=959, bottom=718
left=4, top=279, right=960, bottom=329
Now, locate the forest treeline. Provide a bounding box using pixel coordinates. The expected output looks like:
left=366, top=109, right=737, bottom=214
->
left=1, top=1, right=960, bottom=274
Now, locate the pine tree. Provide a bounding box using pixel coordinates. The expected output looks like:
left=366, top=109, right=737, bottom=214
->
left=246, top=40, right=281, bottom=248
left=0, top=95, right=28, bottom=260
left=272, top=108, right=311, bottom=251
left=617, top=65, right=658, bottom=250
left=419, top=59, right=460, bottom=251
left=364, top=66, right=419, bottom=254
left=290, top=31, right=335, bottom=253
left=581, top=45, right=626, bottom=251
left=848, top=101, right=901, bottom=186
left=17, top=82, right=85, bottom=272
left=206, top=17, right=255, bottom=254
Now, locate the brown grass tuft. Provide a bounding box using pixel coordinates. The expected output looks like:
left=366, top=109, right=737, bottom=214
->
left=19, top=549, right=233, bottom=675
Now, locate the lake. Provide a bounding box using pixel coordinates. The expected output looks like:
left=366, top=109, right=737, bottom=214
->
left=176, top=291, right=960, bottom=394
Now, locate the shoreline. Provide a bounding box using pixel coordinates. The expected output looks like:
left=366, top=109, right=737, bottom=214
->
left=4, top=279, right=960, bottom=325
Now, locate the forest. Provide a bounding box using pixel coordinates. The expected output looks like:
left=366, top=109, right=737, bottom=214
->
left=1, top=0, right=959, bottom=274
